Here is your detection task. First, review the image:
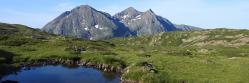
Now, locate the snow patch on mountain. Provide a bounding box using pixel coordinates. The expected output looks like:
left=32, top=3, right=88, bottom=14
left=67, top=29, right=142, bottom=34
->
left=122, top=15, right=129, bottom=19
left=95, top=25, right=99, bottom=28
left=84, top=27, right=89, bottom=31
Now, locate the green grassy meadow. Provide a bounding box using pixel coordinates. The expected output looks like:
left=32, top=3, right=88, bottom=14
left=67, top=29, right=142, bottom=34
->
left=0, top=23, right=249, bottom=83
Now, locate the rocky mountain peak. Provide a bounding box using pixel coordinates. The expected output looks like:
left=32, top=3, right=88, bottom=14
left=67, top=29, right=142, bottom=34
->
left=124, top=7, right=138, bottom=12
left=43, top=5, right=200, bottom=40
left=77, top=5, right=93, bottom=9
left=72, top=5, right=97, bottom=13
left=42, top=5, right=128, bottom=40
left=114, top=7, right=141, bottom=20
left=147, top=9, right=154, bottom=13
left=144, top=9, right=155, bottom=16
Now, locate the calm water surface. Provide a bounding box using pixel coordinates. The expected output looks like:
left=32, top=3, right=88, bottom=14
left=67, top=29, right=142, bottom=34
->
left=0, top=65, right=120, bottom=83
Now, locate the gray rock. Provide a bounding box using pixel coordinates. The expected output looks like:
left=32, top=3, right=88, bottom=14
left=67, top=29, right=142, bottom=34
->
left=175, top=24, right=202, bottom=31
left=114, top=8, right=177, bottom=36
left=43, top=5, right=129, bottom=40
left=43, top=5, right=201, bottom=40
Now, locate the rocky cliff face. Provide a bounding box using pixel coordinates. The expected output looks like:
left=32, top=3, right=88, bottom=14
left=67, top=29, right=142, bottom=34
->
left=43, top=5, right=200, bottom=40
left=43, top=5, right=130, bottom=40
left=114, top=8, right=177, bottom=36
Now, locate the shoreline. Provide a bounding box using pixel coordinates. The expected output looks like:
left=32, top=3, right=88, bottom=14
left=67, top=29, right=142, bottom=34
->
left=1, top=59, right=137, bottom=83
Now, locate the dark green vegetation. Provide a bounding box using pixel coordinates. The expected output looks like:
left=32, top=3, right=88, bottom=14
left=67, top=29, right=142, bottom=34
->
left=1, top=23, right=249, bottom=83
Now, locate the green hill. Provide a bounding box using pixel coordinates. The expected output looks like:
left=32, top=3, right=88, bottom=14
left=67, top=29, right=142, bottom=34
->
left=0, top=23, right=249, bottom=83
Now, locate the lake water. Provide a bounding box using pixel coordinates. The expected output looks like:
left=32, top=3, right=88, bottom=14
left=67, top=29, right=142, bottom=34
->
left=0, top=65, right=120, bottom=83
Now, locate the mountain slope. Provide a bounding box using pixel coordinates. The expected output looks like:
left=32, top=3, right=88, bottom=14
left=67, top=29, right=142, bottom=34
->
left=114, top=8, right=177, bottom=35
left=43, top=5, right=130, bottom=40
left=43, top=5, right=201, bottom=39
left=175, top=24, right=202, bottom=31
left=1, top=23, right=249, bottom=82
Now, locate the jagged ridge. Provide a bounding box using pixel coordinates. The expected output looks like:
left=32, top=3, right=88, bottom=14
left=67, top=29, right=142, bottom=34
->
left=43, top=5, right=201, bottom=40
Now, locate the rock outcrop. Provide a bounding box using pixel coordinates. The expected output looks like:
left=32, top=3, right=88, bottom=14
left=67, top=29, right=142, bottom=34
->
left=114, top=8, right=178, bottom=36
left=43, top=5, right=201, bottom=40
left=43, top=5, right=130, bottom=40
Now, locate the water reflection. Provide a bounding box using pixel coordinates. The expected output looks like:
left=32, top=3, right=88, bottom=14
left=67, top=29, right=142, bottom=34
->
left=0, top=65, right=120, bottom=83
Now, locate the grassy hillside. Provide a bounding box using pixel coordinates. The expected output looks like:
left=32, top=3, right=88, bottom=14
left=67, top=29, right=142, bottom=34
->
left=111, top=29, right=249, bottom=82
left=0, top=23, right=249, bottom=83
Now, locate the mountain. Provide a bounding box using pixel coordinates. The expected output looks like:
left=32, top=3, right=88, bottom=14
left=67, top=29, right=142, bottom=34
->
left=2, top=22, right=249, bottom=82
left=43, top=5, right=200, bottom=40
left=114, top=8, right=177, bottom=36
left=175, top=24, right=202, bottom=31
left=43, top=5, right=130, bottom=40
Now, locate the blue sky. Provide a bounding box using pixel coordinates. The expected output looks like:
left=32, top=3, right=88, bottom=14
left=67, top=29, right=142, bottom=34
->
left=0, top=0, right=248, bottom=29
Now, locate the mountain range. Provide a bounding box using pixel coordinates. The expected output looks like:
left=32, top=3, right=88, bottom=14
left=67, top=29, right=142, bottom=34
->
left=42, top=5, right=201, bottom=40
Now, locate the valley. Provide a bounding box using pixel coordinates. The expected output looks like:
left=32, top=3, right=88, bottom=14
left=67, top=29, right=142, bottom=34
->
left=0, top=23, right=249, bottom=83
